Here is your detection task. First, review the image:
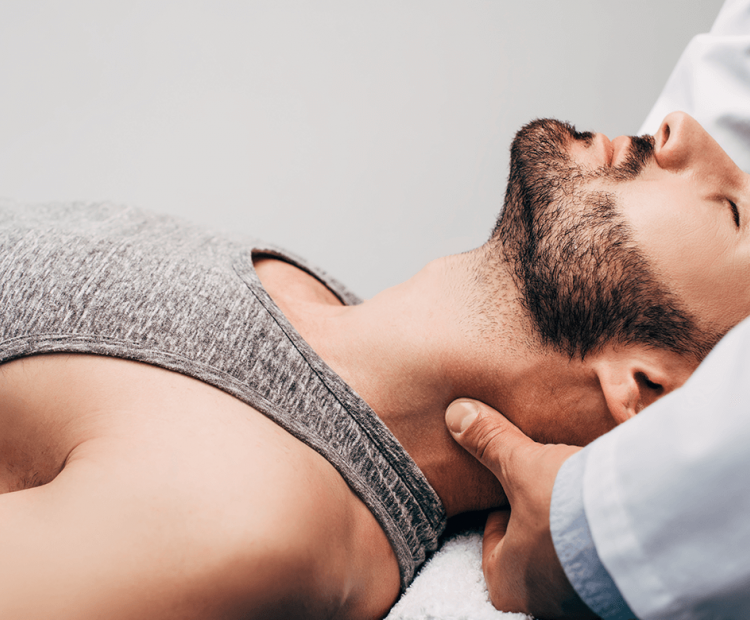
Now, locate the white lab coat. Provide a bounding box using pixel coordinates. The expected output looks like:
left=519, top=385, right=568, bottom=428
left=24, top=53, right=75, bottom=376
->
left=581, top=317, right=750, bottom=620
left=568, top=2, right=750, bottom=617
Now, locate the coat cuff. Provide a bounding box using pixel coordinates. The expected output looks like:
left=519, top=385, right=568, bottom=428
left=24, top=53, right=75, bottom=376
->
left=550, top=450, right=636, bottom=620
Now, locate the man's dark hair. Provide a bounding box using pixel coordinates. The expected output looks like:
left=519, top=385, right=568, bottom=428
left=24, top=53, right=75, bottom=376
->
left=491, top=118, right=721, bottom=360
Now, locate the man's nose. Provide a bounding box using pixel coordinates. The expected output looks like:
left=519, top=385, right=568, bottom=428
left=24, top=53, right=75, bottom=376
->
left=653, top=111, right=727, bottom=174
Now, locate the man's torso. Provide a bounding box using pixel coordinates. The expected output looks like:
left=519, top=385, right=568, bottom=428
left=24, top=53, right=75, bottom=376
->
left=0, top=201, right=444, bottom=618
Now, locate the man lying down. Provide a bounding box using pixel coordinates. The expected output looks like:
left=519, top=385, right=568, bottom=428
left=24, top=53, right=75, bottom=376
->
left=1, top=110, right=748, bottom=620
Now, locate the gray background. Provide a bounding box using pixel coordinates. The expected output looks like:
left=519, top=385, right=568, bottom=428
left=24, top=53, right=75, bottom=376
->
left=0, top=0, right=725, bottom=298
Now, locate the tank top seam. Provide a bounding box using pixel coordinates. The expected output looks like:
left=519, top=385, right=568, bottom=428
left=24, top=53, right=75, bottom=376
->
left=233, top=250, right=445, bottom=532
left=243, top=280, right=441, bottom=530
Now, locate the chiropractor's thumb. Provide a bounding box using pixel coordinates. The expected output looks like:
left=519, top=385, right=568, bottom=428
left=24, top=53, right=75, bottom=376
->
left=445, top=399, right=537, bottom=493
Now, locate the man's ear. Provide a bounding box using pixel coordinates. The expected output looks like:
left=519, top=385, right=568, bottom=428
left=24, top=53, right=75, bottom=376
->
left=588, top=346, right=696, bottom=424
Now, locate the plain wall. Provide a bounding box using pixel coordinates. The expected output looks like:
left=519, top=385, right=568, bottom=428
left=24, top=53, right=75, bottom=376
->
left=0, top=0, right=725, bottom=297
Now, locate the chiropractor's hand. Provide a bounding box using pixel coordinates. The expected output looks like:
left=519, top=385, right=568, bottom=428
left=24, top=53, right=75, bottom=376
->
left=445, top=399, right=597, bottom=619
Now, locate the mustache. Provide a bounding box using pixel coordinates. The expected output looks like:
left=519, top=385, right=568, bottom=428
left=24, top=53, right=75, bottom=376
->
left=507, top=118, right=656, bottom=182
left=610, top=133, right=655, bottom=181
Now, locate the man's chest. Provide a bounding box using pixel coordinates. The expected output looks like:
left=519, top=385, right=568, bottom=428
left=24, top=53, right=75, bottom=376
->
left=0, top=353, right=400, bottom=617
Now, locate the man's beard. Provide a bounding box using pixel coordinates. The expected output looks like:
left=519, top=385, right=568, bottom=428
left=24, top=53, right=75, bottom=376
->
left=493, top=118, right=707, bottom=359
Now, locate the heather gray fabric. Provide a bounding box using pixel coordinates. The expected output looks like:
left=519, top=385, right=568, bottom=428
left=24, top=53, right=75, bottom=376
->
left=0, top=200, right=446, bottom=588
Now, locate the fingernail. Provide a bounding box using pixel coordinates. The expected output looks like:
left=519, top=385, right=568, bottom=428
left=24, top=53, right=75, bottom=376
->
left=446, top=401, right=479, bottom=435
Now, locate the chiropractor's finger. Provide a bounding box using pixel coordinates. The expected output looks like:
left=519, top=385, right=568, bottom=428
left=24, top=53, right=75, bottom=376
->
left=482, top=510, right=511, bottom=562
left=445, top=399, right=540, bottom=498
left=481, top=509, right=528, bottom=610
left=480, top=510, right=525, bottom=608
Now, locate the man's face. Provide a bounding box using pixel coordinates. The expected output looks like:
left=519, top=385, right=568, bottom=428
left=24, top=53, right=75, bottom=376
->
left=601, top=112, right=750, bottom=339
left=497, top=112, right=750, bottom=358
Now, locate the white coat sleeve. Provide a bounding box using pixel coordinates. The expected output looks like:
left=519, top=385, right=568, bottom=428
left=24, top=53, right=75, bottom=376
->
left=555, top=315, right=750, bottom=620
left=639, top=0, right=750, bottom=172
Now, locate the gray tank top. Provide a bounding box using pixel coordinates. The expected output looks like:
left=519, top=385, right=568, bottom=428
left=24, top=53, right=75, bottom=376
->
left=0, top=200, right=446, bottom=588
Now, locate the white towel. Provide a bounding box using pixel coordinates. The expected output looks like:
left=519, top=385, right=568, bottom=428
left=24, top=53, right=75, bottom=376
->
left=385, top=531, right=533, bottom=620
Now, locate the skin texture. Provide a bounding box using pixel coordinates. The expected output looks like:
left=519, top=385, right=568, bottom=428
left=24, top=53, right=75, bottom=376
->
left=0, top=113, right=746, bottom=618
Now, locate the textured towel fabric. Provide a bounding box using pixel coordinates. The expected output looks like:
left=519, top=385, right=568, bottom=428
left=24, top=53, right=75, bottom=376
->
left=0, top=200, right=446, bottom=589
left=385, top=531, right=532, bottom=620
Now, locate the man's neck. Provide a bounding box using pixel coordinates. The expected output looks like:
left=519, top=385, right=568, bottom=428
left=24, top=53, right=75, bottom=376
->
left=254, top=251, right=574, bottom=516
